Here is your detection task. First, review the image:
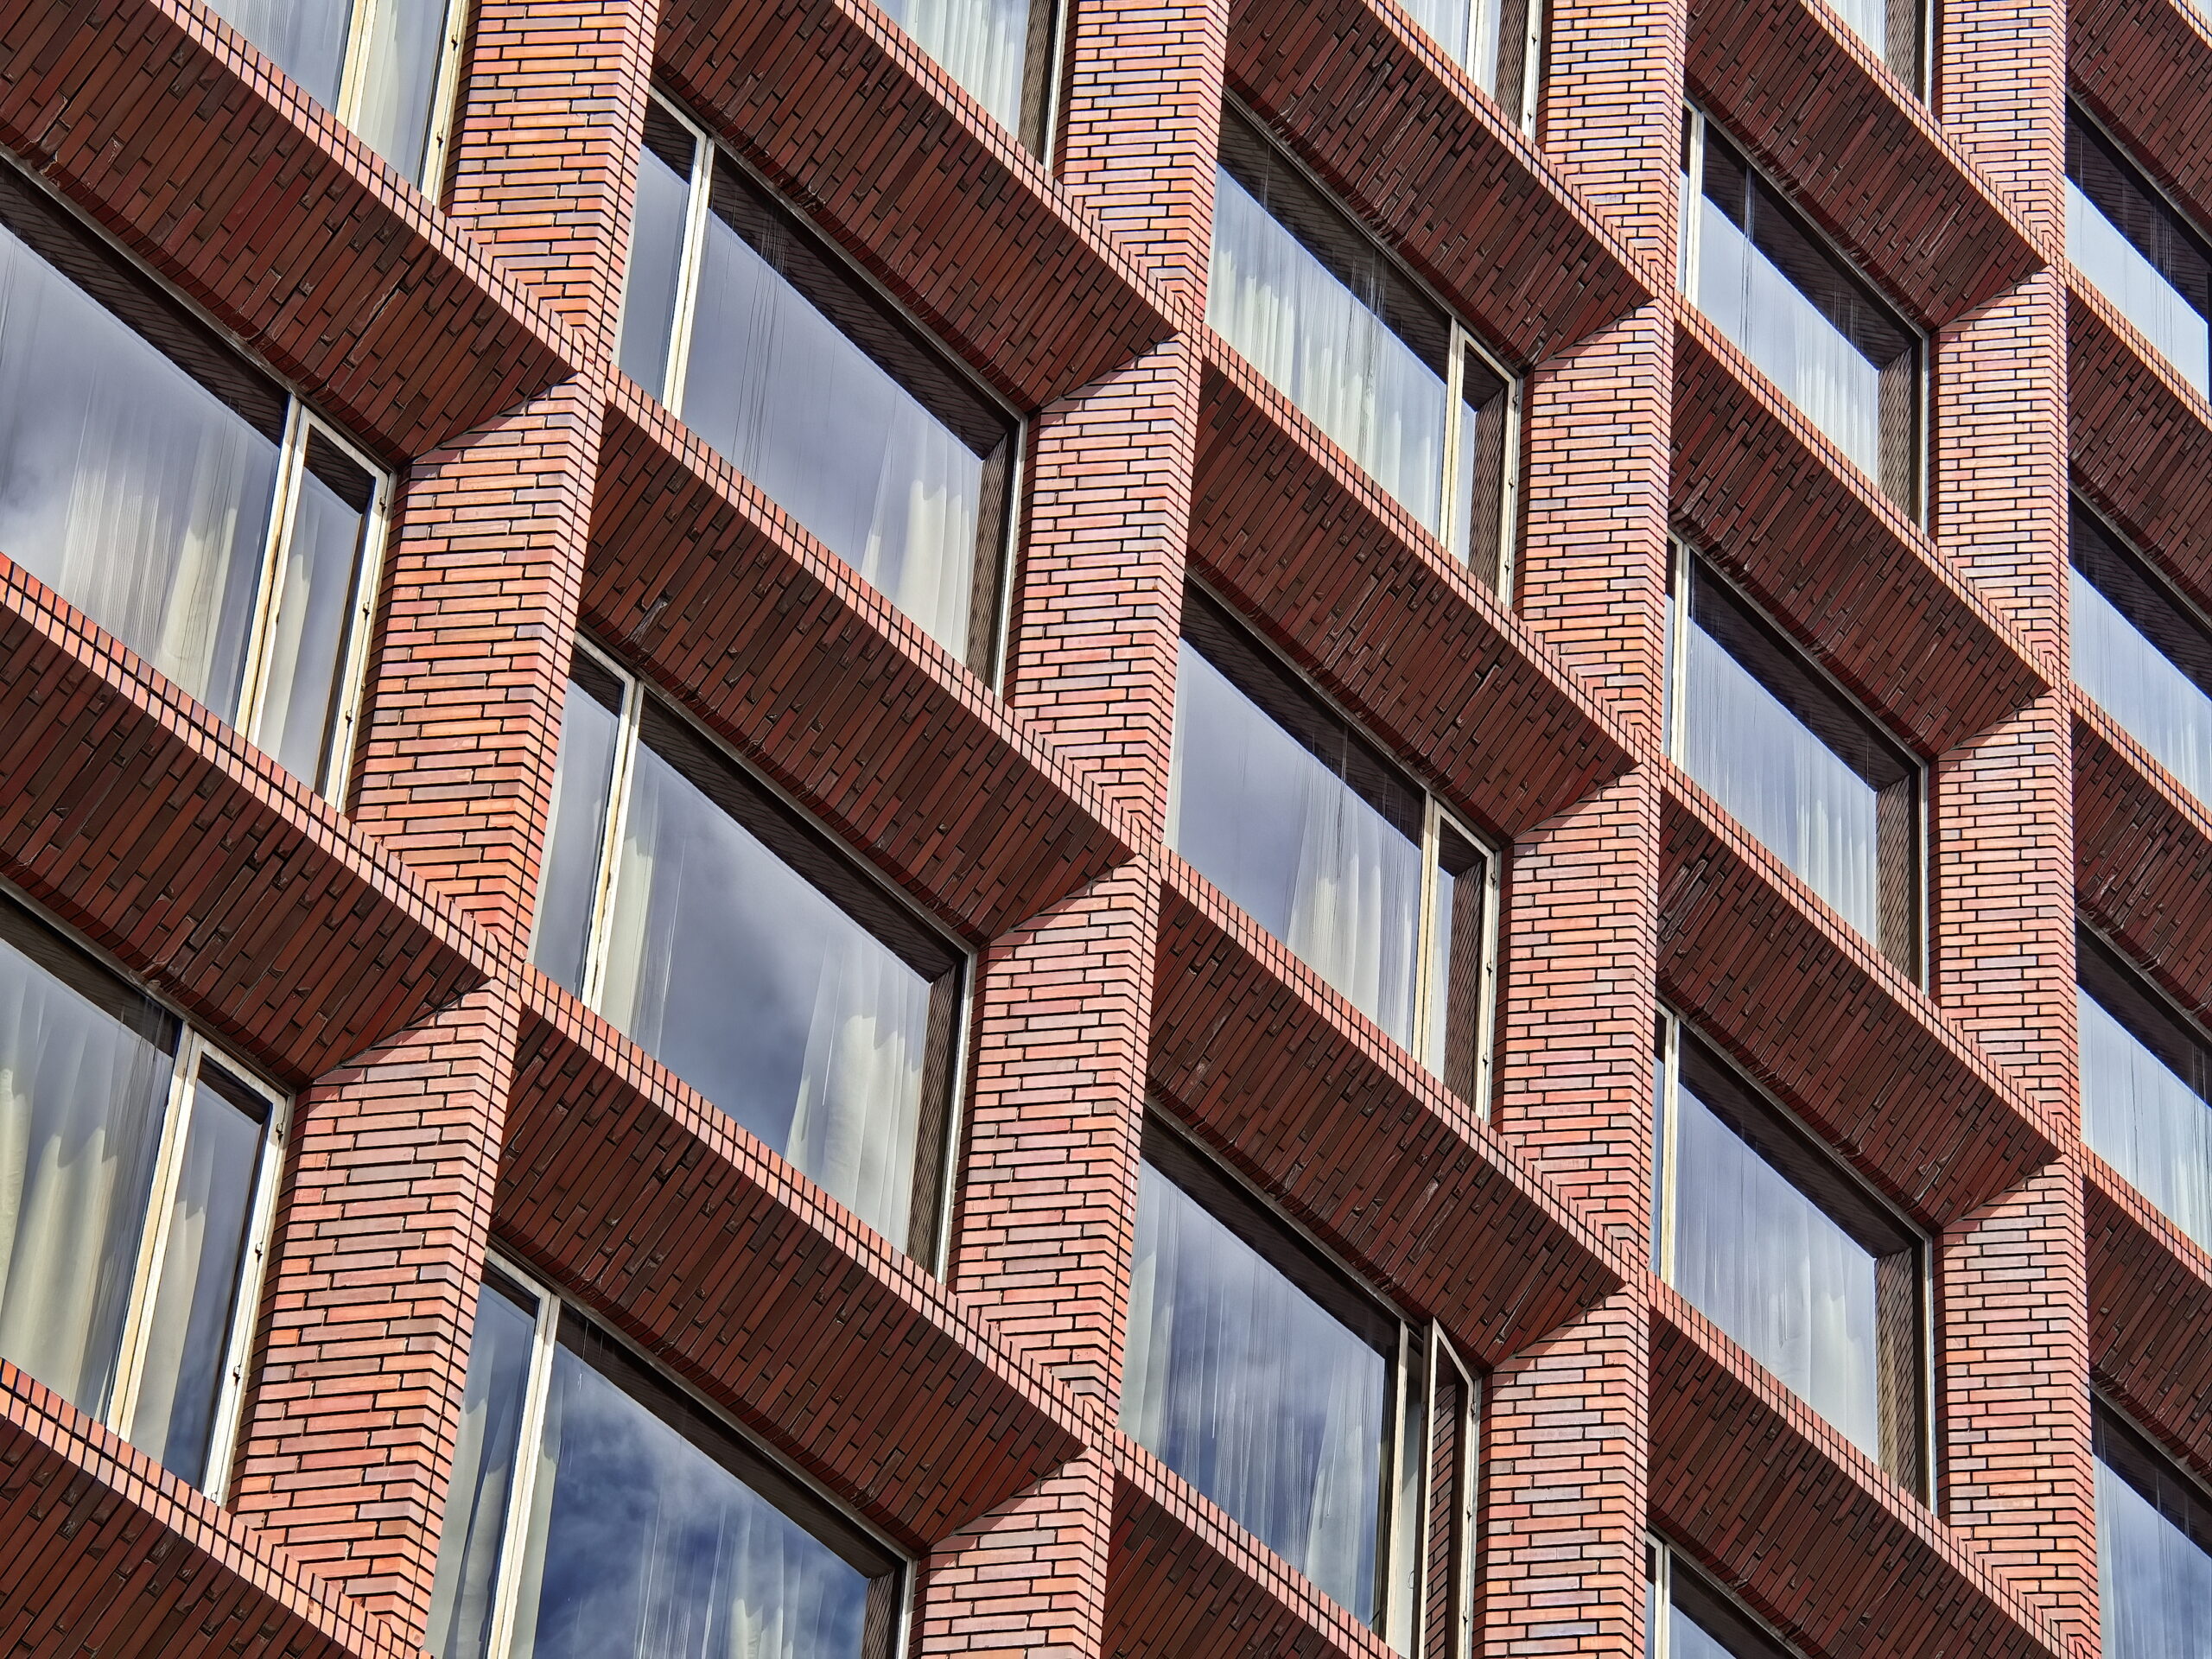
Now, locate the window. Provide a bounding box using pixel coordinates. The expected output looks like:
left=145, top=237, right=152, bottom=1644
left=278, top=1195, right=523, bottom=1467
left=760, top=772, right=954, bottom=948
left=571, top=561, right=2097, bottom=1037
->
left=616, top=97, right=1019, bottom=671
left=2077, top=928, right=2212, bottom=1257
left=200, top=0, right=468, bottom=190
left=0, top=159, right=388, bottom=802
left=2095, top=1402, right=2212, bottom=1659
left=427, top=1264, right=906, bottom=1659
left=1815, top=0, right=1920, bottom=85
left=2071, top=502, right=2212, bottom=808
left=0, top=890, right=283, bottom=1496
left=1669, top=548, right=1920, bottom=974
left=1122, top=1116, right=1477, bottom=1649
left=1168, top=588, right=1496, bottom=1096
left=1389, top=0, right=1541, bottom=130
left=530, top=644, right=966, bottom=1262
left=1680, top=110, right=1921, bottom=511
left=2068, top=105, right=2212, bottom=397
left=1646, top=1540, right=1798, bottom=1659
left=869, top=0, right=1059, bottom=143
left=1209, top=106, right=1519, bottom=590
left=1652, top=1018, right=1927, bottom=1493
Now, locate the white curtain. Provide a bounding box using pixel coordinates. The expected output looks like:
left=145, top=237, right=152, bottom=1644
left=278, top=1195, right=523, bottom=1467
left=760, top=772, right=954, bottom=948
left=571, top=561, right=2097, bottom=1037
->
left=1168, top=643, right=1424, bottom=1046
left=0, top=224, right=280, bottom=727
left=351, top=0, right=451, bottom=186
left=683, top=211, right=981, bottom=657
left=507, top=1345, right=871, bottom=1659
left=198, top=0, right=353, bottom=107
left=257, top=459, right=369, bottom=786
left=1695, top=194, right=1883, bottom=478
left=2071, top=565, right=2212, bottom=808
left=1683, top=615, right=1880, bottom=938
left=877, top=0, right=1029, bottom=130
left=1673, top=1085, right=1880, bottom=1459
left=2097, top=1450, right=2212, bottom=1659
left=2069, top=180, right=2210, bottom=395
left=0, top=931, right=174, bottom=1421
left=2079, top=988, right=2212, bottom=1257
left=426, top=1285, right=539, bottom=1659
left=1207, top=170, right=1449, bottom=534
left=1121, top=1162, right=1388, bottom=1620
left=788, top=935, right=931, bottom=1245
left=1821, top=0, right=1886, bottom=56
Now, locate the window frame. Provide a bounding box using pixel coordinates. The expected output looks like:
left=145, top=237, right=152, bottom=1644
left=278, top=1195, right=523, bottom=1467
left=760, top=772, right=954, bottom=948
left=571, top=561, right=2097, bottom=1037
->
left=2069, top=493, right=2212, bottom=752
left=0, top=154, right=393, bottom=805
left=1665, top=542, right=1924, bottom=977
left=1646, top=1536, right=1802, bottom=1659
left=0, top=881, right=289, bottom=1502
left=1176, top=585, right=1502, bottom=1109
left=1135, top=1112, right=1479, bottom=1654
left=300, top=0, right=473, bottom=194
left=456, top=1255, right=911, bottom=1659
left=1391, top=0, right=1545, bottom=132
left=539, top=637, right=974, bottom=1269
left=2078, top=923, right=2212, bottom=1109
left=1652, top=1012, right=1933, bottom=1499
left=2066, top=99, right=2212, bottom=391
left=1678, top=106, right=1925, bottom=515
left=2094, top=1392, right=2212, bottom=1570
left=1212, top=103, right=1523, bottom=594
left=619, top=91, right=1025, bottom=679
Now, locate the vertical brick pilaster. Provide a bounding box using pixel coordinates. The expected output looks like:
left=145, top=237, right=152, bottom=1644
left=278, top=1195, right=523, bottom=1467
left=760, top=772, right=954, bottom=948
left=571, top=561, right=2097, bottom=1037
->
left=912, top=1455, right=1114, bottom=1657
left=352, top=383, right=602, bottom=940
left=227, top=982, right=518, bottom=1644
left=1539, top=0, right=1684, bottom=272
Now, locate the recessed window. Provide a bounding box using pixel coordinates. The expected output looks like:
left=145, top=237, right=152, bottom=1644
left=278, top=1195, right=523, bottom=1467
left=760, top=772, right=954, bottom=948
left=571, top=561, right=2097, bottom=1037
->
left=616, top=96, right=1018, bottom=672
left=1647, top=1539, right=1799, bottom=1659
left=427, top=1265, right=906, bottom=1659
left=0, top=160, right=388, bottom=802
left=1653, top=1017, right=1927, bottom=1494
left=1818, top=0, right=1921, bottom=85
left=1122, top=1116, right=1477, bottom=1648
left=0, top=891, right=283, bottom=1497
left=1209, top=105, right=1519, bottom=590
left=2077, top=928, right=2212, bottom=1256
left=1169, top=588, right=1496, bottom=1097
left=1669, top=549, right=1920, bottom=974
left=2068, top=105, right=2212, bottom=397
left=868, top=0, right=1059, bottom=143
left=2071, top=499, right=2212, bottom=805
left=1389, top=0, right=1541, bottom=130
left=530, top=644, right=967, bottom=1262
left=200, top=0, right=468, bottom=189
left=2094, top=1402, right=2212, bottom=1659
left=1680, top=109, right=1921, bottom=511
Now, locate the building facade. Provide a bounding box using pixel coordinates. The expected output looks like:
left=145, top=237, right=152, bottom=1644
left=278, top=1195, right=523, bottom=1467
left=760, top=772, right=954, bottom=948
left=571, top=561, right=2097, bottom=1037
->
left=1, top=0, right=2210, bottom=1653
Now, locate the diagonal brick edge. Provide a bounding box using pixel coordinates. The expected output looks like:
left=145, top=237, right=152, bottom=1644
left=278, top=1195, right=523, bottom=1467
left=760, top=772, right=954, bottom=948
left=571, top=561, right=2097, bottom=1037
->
left=2085, top=1157, right=2212, bottom=1493
left=2069, top=0, right=2212, bottom=245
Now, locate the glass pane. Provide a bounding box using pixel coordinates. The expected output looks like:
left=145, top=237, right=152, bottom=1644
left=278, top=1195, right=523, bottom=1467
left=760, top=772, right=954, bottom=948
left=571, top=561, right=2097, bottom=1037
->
left=874, top=0, right=1030, bottom=132
left=1207, top=164, right=1451, bottom=533
left=529, top=662, right=626, bottom=996
left=427, top=1280, right=540, bottom=1659
left=680, top=167, right=986, bottom=657
left=351, top=0, right=453, bottom=186
left=2079, top=983, right=2212, bottom=1255
left=0, top=218, right=280, bottom=724
left=1167, top=639, right=1424, bottom=1046
left=1122, top=1159, right=1389, bottom=1619
left=506, top=1336, right=871, bottom=1659
left=597, top=719, right=934, bottom=1243
left=2097, top=1433, right=2212, bottom=1659
left=1822, top=0, right=1887, bottom=58
left=124, top=1063, right=265, bottom=1488
left=1671, top=1082, right=1880, bottom=1458
left=2071, top=563, right=2212, bottom=804
left=617, top=115, right=697, bottom=401
left=2068, top=116, right=2212, bottom=396
left=1682, top=611, right=1880, bottom=937
left=1394, top=0, right=1471, bottom=68
left=0, top=902, right=178, bottom=1421
left=261, top=430, right=374, bottom=788
left=2068, top=181, right=2210, bottom=394
left=200, top=0, right=354, bottom=109
left=1671, top=1599, right=1750, bottom=1659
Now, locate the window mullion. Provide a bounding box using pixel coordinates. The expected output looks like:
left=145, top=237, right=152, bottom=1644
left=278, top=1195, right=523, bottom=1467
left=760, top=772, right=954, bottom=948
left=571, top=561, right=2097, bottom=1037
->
left=1441, top=327, right=1469, bottom=561
left=659, top=115, right=720, bottom=420
left=1414, top=796, right=1443, bottom=1071
left=1658, top=1014, right=1681, bottom=1283
left=577, top=659, right=644, bottom=1012
left=201, top=1071, right=289, bottom=1504
left=104, top=1031, right=207, bottom=1442
left=332, top=0, right=383, bottom=129
left=318, top=423, right=393, bottom=803
left=1681, top=111, right=1706, bottom=297
left=233, top=402, right=312, bottom=758
left=484, top=1273, right=562, bottom=1659
left=413, top=0, right=474, bottom=195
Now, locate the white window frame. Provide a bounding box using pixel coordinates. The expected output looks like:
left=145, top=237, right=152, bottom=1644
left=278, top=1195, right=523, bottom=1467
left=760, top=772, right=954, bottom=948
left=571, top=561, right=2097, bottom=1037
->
left=328, top=0, right=474, bottom=194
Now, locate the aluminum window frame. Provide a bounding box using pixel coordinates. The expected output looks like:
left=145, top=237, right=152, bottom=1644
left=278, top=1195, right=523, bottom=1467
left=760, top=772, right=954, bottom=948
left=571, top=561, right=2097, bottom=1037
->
left=1645, top=1536, right=1802, bottom=1659
left=0, top=880, right=289, bottom=1503
left=540, top=637, right=976, bottom=1271
left=327, top=0, right=474, bottom=195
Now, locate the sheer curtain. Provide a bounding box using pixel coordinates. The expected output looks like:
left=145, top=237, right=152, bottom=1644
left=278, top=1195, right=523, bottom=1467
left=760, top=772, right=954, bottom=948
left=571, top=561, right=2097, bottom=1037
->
left=876, top=0, right=1029, bottom=130
left=350, top=0, right=451, bottom=186
left=1821, top=0, right=1886, bottom=58
left=198, top=0, right=353, bottom=108
left=1168, top=643, right=1423, bottom=1045
left=2078, top=988, right=2212, bottom=1255
left=1684, top=616, right=1879, bottom=938
left=0, top=224, right=279, bottom=726
left=788, top=937, right=931, bottom=1245
left=1122, top=1161, right=1388, bottom=1620
left=683, top=208, right=981, bottom=657
left=427, top=1283, right=539, bottom=1659
left=1673, top=1085, right=1880, bottom=1459
left=2068, top=180, right=2210, bottom=395
left=1207, top=170, right=1448, bottom=534
left=0, top=925, right=175, bottom=1421
left=1695, top=194, right=1882, bottom=476
left=2071, top=565, right=2212, bottom=805
left=258, top=450, right=370, bottom=786
left=506, top=1344, right=870, bottom=1659
left=2097, top=1449, right=2212, bottom=1659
